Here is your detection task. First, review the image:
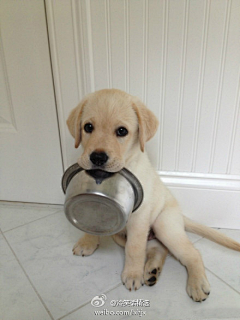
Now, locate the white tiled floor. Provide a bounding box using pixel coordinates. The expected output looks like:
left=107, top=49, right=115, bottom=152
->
left=1, top=202, right=240, bottom=320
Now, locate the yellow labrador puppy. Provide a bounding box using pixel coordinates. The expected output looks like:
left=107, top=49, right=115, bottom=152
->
left=67, top=89, right=240, bottom=302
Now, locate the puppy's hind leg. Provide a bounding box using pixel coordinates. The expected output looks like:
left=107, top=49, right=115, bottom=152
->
left=144, top=239, right=168, bottom=286
left=112, top=228, right=127, bottom=248
left=153, top=204, right=210, bottom=302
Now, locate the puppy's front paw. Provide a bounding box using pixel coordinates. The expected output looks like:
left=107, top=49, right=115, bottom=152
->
left=72, top=237, right=99, bottom=256
left=121, top=268, right=144, bottom=291
left=187, top=275, right=210, bottom=302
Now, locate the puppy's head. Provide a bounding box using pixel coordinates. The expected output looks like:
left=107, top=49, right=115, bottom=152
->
left=67, top=89, right=158, bottom=172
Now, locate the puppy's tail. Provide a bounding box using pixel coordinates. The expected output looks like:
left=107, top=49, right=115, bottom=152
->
left=183, top=216, right=240, bottom=252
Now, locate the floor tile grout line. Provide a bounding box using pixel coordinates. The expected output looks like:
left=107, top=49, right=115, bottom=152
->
left=2, top=232, right=55, bottom=320
left=188, top=234, right=204, bottom=245
left=57, top=282, right=123, bottom=320
left=192, top=237, right=204, bottom=244
left=205, top=266, right=240, bottom=297
left=0, top=200, right=63, bottom=208
left=2, top=209, right=64, bottom=234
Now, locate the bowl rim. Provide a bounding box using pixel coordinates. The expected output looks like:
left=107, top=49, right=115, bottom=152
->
left=61, top=163, right=144, bottom=212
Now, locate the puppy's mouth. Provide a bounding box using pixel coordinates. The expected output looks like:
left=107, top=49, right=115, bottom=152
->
left=78, top=153, right=124, bottom=174
left=86, top=169, right=114, bottom=184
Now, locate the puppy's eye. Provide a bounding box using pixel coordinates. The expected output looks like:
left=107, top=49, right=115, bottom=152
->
left=84, top=123, right=94, bottom=133
left=116, top=127, right=128, bottom=137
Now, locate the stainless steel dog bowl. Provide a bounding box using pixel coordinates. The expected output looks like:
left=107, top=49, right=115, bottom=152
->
left=62, top=163, right=143, bottom=236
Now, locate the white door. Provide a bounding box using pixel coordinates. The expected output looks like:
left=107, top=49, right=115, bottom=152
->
left=0, top=0, right=64, bottom=204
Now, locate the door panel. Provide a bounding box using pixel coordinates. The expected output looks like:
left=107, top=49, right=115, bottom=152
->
left=0, top=0, right=64, bottom=204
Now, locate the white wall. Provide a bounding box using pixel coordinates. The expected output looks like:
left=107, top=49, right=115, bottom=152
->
left=46, top=0, right=240, bottom=228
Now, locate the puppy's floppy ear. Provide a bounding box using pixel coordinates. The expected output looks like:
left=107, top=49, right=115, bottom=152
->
left=132, top=101, right=159, bottom=152
left=67, top=98, right=87, bottom=148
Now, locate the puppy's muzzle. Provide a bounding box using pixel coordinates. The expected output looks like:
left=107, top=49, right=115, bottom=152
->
left=90, top=151, right=109, bottom=167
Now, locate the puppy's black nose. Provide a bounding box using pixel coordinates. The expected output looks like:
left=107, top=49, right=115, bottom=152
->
left=90, top=152, right=109, bottom=167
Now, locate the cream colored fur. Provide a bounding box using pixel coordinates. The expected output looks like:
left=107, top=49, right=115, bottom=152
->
left=67, top=89, right=240, bottom=302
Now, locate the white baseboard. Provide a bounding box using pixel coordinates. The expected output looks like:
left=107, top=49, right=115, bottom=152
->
left=159, top=171, right=240, bottom=230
